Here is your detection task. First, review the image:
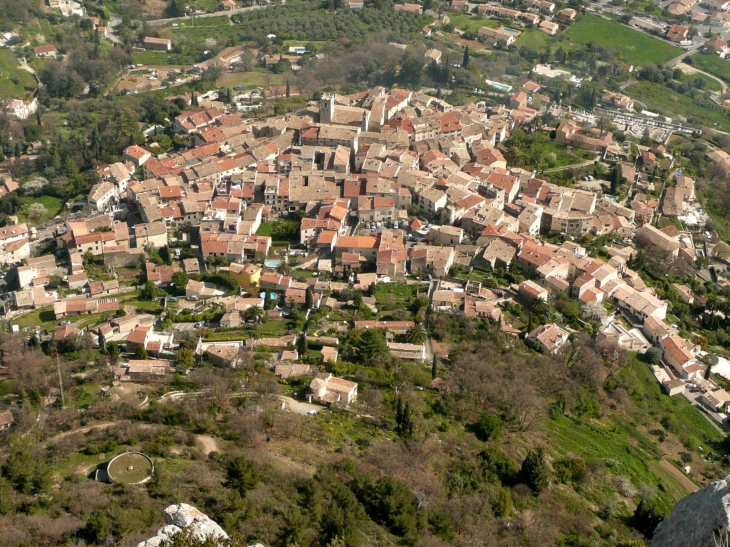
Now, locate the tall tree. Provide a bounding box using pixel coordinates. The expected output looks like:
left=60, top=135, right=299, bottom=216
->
left=610, top=163, right=622, bottom=195
left=519, top=447, right=550, bottom=492
left=298, top=334, right=308, bottom=356
left=305, top=286, right=314, bottom=309
left=463, top=46, right=470, bottom=69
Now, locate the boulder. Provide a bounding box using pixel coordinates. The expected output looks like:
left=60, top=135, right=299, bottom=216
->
left=137, top=503, right=229, bottom=547
left=652, top=475, right=730, bottom=547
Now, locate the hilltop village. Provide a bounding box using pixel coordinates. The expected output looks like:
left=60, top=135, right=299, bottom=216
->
left=0, top=86, right=724, bottom=412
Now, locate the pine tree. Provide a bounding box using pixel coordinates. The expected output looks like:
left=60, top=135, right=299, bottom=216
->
left=463, top=46, right=470, bottom=69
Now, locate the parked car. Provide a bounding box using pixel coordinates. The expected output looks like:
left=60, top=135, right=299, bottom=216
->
left=167, top=296, right=178, bottom=302
left=194, top=321, right=204, bottom=328
left=188, top=295, right=199, bottom=301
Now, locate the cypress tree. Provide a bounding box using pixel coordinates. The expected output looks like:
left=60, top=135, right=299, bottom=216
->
left=297, top=334, right=308, bottom=356
left=431, top=355, right=438, bottom=379
left=519, top=447, right=550, bottom=492
left=463, top=46, right=470, bottom=69
left=305, top=286, right=314, bottom=309
left=395, top=395, right=404, bottom=426
left=285, top=79, right=290, bottom=98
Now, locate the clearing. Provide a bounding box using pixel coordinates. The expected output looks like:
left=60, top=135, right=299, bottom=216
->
left=565, top=15, right=682, bottom=66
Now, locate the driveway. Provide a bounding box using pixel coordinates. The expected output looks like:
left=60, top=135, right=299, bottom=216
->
left=277, top=396, right=322, bottom=415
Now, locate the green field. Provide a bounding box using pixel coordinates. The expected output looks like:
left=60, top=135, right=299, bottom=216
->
left=515, top=29, right=553, bottom=49
left=565, top=15, right=682, bottom=66
left=133, top=50, right=196, bottom=66
left=0, top=49, right=37, bottom=99
left=17, top=195, right=65, bottom=224
left=374, top=283, right=424, bottom=308
left=14, top=306, right=57, bottom=331
left=626, top=80, right=730, bottom=131
left=449, top=13, right=499, bottom=33
left=692, top=52, right=730, bottom=84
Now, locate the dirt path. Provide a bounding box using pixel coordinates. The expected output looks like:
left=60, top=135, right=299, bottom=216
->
left=660, top=459, right=699, bottom=493
left=43, top=421, right=117, bottom=445
left=44, top=420, right=221, bottom=457
left=196, top=435, right=218, bottom=456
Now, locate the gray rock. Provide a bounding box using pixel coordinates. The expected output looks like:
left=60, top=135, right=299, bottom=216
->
left=652, top=475, right=730, bottom=547
left=137, top=503, right=229, bottom=547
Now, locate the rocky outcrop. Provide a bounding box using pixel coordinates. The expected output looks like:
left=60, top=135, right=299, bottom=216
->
left=137, top=503, right=229, bottom=547
left=652, top=475, right=730, bottom=547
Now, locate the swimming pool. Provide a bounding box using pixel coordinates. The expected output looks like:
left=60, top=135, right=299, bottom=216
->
left=204, top=282, right=216, bottom=289
left=264, top=259, right=281, bottom=268
left=259, top=292, right=277, bottom=299
left=485, top=79, right=513, bottom=92
left=502, top=27, right=520, bottom=36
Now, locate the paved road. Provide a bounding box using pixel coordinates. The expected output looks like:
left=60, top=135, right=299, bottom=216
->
left=173, top=322, right=202, bottom=331
left=106, top=15, right=123, bottom=45
left=683, top=387, right=728, bottom=436
left=147, top=5, right=264, bottom=26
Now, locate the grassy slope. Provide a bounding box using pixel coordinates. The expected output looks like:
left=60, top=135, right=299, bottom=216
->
left=551, top=356, right=722, bottom=508
left=0, top=49, right=37, bottom=99
left=565, top=15, right=682, bottom=66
